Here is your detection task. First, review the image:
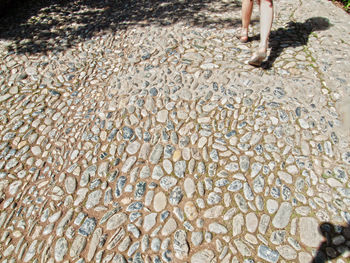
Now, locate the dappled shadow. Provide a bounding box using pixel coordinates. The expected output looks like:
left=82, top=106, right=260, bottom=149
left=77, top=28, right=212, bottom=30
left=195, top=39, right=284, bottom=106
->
left=262, top=17, right=332, bottom=69
left=0, top=0, right=241, bottom=54
left=313, top=222, right=350, bottom=263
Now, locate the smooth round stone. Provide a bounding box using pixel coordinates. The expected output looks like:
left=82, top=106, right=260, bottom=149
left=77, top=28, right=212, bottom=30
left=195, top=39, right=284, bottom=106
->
left=126, top=201, right=143, bottom=211
left=49, top=211, right=62, bottom=223
left=299, top=217, right=323, bottom=247
left=191, top=231, right=203, bottom=246
left=184, top=178, right=196, bottom=198
left=172, top=150, right=182, bottom=162
left=9, top=180, right=22, bottom=195
left=3, top=245, right=14, bottom=257
left=23, top=240, right=37, bottom=262
left=157, top=110, right=168, bottom=123
left=276, top=245, right=297, bottom=260
left=234, top=193, right=248, bottom=213
left=341, top=152, right=350, bottom=165
left=209, top=149, right=219, bottom=162
left=151, top=238, right=161, bottom=252
left=70, top=235, right=87, bottom=258
left=140, top=166, right=151, bottom=179
left=272, top=202, right=292, bottom=229
left=215, top=179, right=229, bottom=187
left=149, top=144, right=164, bottom=164
left=271, top=230, right=286, bottom=245
left=25, top=66, right=37, bottom=75
left=31, top=146, right=42, bottom=156
left=126, top=141, right=141, bottom=155
left=163, top=159, right=173, bottom=174
left=169, top=186, right=183, bottom=205
left=144, top=190, right=154, bottom=206
left=227, top=180, right=243, bottom=192
left=143, top=213, right=157, bottom=232
left=118, top=236, right=131, bottom=252
left=239, top=156, right=250, bottom=172
left=246, top=212, right=258, bottom=233
left=207, top=192, right=221, bottom=205
left=298, top=252, right=312, bottom=263
left=191, top=249, right=215, bottom=263
left=55, top=237, right=68, bottom=262
left=106, top=213, right=127, bottom=230
left=153, top=192, right=167, bottom=212
left=203, top=206, right=224, bottom=219
left=253, top=175, right=264, bottom=193
left=121, top=156, right=137, bottom=173
left=173, top=230, right=189, bottom=260
left=140, top=235, right=148, bottom=252
left=174, top=161, right=186, bottom=178
left=152, top=165, right=164, bottom=180
left=197, top=162, right=206, bottom=174
left=198, top=137, right=207, bottom=148
left=122, top=127, right=134, bottom=140
left=251, top=162, right=262, bottom=177
left=161, top=218, right=177, bottom=236
left=258, top=245, right=280, bottom=263
left=65, top=176, right=76, bottom=194
left=232, top=213, right=244, bottom=237
left=266, top=199, right=279, bottom=214
left=184, top=201, right=198, bottom=220
left=85, top=190, right=102, bottom=209
left=150, top=88, right=158, bottom=96
left=160, top=176, right=177, bottom=191
left=127, top=224, right=140, bottom=238
left=182, top=148, right=191, bottom=160
left=208, top=223, right=228, bottom=234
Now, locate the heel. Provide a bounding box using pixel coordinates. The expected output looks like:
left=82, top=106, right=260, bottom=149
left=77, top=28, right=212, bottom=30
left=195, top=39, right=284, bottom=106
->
left=248, top=51, right=267, bottom=66
left=236, top=29, right=248, bottom=43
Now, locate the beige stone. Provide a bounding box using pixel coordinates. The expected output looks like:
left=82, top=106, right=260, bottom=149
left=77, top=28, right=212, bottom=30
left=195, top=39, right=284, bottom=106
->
left=153, top=192, right=167, bottom=212
left=184, top=201, right=198, bottom=220
left=299, top=217, right=324, bottom=247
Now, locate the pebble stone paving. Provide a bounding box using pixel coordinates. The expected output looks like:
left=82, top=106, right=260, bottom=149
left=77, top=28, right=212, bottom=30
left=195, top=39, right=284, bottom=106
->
left=0, top=0, right=350, bottom=262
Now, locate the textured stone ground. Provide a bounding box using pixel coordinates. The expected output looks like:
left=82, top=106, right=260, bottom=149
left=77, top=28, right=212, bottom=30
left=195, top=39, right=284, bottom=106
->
left=0, top=0, right=350, bottom=262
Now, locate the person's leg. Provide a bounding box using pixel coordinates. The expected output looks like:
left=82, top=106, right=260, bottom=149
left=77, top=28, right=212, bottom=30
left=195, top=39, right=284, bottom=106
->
left=240, top=0, right=254, bottom=42
left=258, top=0, right=274, bottom=52
left=248, top=0, right=273, bottom=66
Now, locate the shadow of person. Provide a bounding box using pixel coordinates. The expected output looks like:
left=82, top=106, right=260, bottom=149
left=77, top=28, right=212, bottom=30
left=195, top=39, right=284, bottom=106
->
left=261, top=17, right=332, bottom=69
left=312, top=222, right=350, bottom=263
left=0, top=0, right=242, bottom=54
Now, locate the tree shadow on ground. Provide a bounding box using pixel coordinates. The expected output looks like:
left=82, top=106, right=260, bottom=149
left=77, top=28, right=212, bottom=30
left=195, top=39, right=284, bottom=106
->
left=0, top=0, right=242, bottom=54
left=313, top=222, right=350, bottom=263
left=261, top=17, right=332, bottom=69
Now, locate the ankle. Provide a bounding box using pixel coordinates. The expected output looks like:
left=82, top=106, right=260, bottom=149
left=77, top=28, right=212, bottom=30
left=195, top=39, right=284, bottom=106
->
left=258, top=45, right=267, bottom=53
left=241, top=28, right=248, bottom=35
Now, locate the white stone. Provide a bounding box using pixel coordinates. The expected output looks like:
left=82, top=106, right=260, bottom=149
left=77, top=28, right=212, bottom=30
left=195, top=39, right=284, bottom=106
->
left=153, top=192, right=167, bottom=212
left=126, top=141, right=140, bottom=155
left=246, top=212, right=258, bottom=233
left=106, top=213, right=127, bottom=230
left=157, top=110, right=168, bottom=123
left=299, top=217, right=323, bottom=247
left=191, top=249, right=215, bottom=263
left=184, top=178, right=196, bottom=198
left=203, top=206, right=224, bottom=219
left=272, top=202, right=292, bottom=229
left=266, top=199, right=279, bottom=214
left=161, top=218, right=177, bottom=236
left=143, top=213, right=157, bottom=232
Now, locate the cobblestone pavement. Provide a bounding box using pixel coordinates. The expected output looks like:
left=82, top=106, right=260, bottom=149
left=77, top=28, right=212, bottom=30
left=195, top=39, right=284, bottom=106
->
left=0, top=0, right=350, bottom=262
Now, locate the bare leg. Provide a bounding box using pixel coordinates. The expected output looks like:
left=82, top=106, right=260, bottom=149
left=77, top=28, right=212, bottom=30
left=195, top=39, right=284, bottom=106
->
left=241, top=0, right=254, bottom=40
left=258, top=0, right=274, bottom=52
